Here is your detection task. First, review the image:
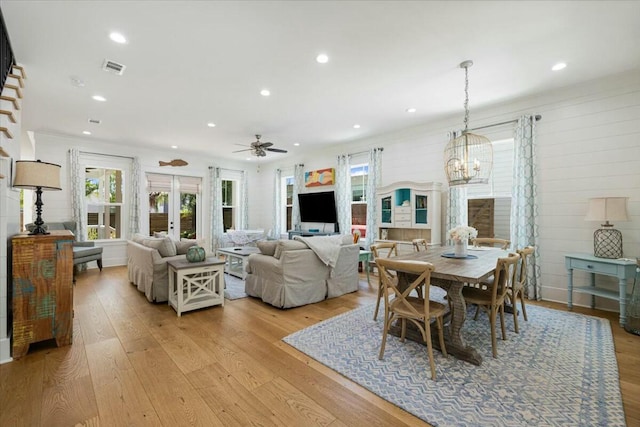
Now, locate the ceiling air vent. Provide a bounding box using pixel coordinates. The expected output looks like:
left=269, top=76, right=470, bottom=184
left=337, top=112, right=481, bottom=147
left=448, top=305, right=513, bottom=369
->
left=102, top=59, right=126, bottom=75
left=88, top=119, right=101, bottom=125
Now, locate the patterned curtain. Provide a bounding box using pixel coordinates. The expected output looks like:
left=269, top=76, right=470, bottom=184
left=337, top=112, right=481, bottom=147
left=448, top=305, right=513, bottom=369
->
left=209, top=167, right=224, bottom=251
left=335, top=154, right=352, bottom=235
left=510, top=116, right=542, bottom=300
left=128, top=156, right=141, bottom=236
left=445, top=132, right=468, bottom=244
left=292, top=164, right=304, bottom=230
left=365, top=148, right=383, bottom=248
left=69, top=148, right=87, bottom=242
left=272, top=168, right=282, bottom=238
left=240, top=170, right=249, bottom=229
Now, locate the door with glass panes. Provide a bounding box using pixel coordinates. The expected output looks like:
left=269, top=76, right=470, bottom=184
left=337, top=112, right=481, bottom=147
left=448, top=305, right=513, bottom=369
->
left=147, top=174, right=201, bottom=238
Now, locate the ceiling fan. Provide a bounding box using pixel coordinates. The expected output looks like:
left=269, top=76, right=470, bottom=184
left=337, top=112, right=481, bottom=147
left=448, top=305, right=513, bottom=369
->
left=233, top=134, right=288, bottom=157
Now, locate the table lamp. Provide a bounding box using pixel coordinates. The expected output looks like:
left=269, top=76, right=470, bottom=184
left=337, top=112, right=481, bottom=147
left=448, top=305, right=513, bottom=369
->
left=13, top=160, right=62, bottom=235
left=584, top=197, right=628, bottom=259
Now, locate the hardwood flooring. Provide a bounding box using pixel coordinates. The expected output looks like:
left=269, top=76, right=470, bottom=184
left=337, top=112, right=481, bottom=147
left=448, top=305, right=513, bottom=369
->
left=1, top=266, right=638, bottom=426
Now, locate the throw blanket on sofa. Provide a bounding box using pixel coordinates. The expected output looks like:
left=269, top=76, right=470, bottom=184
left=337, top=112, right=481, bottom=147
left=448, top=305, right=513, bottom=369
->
left=293, top=235, right=345, bottom=268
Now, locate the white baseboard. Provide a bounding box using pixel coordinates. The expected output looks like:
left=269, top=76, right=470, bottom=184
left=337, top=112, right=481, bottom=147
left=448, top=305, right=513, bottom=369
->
left=0, top=337, right=12, bottom=364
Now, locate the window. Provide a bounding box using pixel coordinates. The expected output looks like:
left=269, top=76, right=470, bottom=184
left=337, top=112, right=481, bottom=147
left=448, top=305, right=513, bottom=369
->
left=85, top=167, right=124, bottom=240
left=351, top=164, right=368, bottom=234
left=285, top=176, right=294, bottom=232
left=467, top=139, right=513, bottom=239
left=222, top=179, right=236, bottom=231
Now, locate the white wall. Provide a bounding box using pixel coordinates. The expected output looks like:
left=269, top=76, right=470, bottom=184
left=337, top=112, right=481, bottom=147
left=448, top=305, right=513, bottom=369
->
left=250, top=69, right=640, bottom=311
left=32, top=133, right=252, bottom=267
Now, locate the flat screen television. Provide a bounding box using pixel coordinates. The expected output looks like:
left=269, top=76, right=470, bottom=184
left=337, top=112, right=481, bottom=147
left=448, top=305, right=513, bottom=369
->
left=298, top=191, right=338, bottom=224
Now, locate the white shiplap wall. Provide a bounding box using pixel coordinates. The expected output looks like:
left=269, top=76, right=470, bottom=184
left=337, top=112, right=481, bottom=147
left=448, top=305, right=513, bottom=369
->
left=250, top=69, right=640, bottom=312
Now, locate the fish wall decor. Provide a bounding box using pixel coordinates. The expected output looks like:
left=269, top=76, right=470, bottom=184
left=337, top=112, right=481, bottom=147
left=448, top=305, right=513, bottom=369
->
left=159, top=159, right=188, bottom=167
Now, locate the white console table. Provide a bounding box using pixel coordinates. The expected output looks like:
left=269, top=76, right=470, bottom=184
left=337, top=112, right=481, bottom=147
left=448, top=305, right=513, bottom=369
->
left=565, top=253, right=637, bottom=327
left=287, top=230, right=339, bottom=240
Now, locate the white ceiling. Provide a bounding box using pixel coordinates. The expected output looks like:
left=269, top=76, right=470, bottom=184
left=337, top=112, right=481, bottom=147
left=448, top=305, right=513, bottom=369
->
left=2, top=1, right=640, bottom=162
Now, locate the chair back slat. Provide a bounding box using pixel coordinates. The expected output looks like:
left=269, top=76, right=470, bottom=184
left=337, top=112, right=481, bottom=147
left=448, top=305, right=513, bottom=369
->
left=472, top=238, right=510, bottom=250
left=492, top=253, right=520, bottom=303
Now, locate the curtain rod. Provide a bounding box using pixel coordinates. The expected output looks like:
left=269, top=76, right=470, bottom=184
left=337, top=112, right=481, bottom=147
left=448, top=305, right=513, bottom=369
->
left=208, top=166, right=245, bottom=173
left=467, top=114, right=542, bottom=133
left=348, top=147, right=384, bottom=157
left=76, top=150, right=134, bottom=160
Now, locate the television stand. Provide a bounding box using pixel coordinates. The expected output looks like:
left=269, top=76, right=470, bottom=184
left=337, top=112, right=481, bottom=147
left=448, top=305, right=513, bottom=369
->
left=288, top=230, right=340, bottom=240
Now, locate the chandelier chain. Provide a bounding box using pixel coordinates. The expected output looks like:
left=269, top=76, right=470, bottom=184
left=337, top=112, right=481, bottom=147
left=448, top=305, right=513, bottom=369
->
left=463, top=64, right=469, bottom=132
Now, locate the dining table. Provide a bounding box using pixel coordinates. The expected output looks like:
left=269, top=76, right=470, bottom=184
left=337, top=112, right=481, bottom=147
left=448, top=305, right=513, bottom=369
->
left=391, top=245, right=510, bottom=366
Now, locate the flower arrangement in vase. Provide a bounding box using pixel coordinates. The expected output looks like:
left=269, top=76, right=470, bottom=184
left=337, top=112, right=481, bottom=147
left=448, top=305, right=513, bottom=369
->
left=448, top=225, right=478, bottom=257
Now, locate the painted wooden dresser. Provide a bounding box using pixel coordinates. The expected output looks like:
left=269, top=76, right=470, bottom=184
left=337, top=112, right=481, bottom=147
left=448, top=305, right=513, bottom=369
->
left=10, top=230, right=74, bottom=359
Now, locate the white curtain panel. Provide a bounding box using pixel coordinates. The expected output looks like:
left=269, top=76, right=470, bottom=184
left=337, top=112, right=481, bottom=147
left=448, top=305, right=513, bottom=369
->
left=510, top=115, right=542, bottom=300
left=209, top=166, right=224, bottom=251
left=69, top=148, right=87, bottom=242
left=272, top=168, right=282, bottom=238
left=335, top=154, right=352, bottom=235
left=128, top=156, right=141, bottom=236
left=445, top=132, right=468, bottom=244
left=241, top=170, right=249, bottom=229
left=292, top=164, right=304, bottom=230
left=365, top=147, right=383, bottom=248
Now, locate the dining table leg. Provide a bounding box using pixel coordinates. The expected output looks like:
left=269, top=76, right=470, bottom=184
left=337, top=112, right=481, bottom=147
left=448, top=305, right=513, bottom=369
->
left=435, top=279, right=483, bottom=366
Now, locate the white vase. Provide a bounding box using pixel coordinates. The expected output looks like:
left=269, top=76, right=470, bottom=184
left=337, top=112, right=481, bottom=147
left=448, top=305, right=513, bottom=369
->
left=454, top=239, right=468, bottom=257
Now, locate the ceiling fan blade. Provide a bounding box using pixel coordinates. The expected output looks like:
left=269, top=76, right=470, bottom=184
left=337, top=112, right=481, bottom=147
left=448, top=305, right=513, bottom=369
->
left=232, top=148, right=253, bottom=153
left=259, top=142, right=273, bottom=148
left=234, top=143, right=250, bottom=147
left=266, top=147, right=288, bottom=153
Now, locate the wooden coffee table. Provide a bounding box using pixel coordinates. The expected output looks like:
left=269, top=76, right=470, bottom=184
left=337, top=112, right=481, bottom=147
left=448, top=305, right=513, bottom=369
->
left=216, top=246, right=260, bottom=279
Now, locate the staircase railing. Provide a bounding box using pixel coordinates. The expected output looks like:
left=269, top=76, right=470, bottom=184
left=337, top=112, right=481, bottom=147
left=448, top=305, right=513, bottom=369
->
left=0, top=7, right=16, bottom=92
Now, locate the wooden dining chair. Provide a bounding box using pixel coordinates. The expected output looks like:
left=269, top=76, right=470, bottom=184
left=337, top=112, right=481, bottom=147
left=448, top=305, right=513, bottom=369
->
left=370, top=242, right=398, bottom=321
left=471, top=238, right=511, bottom=250
left=412, top=238, right=428, bottom=252
left=510, top=246, right=535, bottom=333
left=462, top=253, right=520, bottom=358
left=376, top=258, right=447, bottom=380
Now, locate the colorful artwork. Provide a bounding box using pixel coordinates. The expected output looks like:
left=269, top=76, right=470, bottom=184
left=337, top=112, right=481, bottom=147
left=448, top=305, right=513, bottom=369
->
left=305, top=168, right=335, bottom=187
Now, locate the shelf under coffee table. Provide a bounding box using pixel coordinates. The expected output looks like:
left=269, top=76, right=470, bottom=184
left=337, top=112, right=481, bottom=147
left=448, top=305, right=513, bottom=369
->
left=216, top=246, right=261, bottom=279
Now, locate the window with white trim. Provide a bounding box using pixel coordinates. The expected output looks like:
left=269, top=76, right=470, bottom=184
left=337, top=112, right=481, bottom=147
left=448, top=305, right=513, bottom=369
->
left=466, top=138, right=513, bottom=239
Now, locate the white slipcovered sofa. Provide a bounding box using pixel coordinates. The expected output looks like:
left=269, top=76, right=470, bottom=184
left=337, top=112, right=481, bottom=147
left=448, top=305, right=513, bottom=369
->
left=245, top=234, right=359, bottom=308
left=127, top=233, right=203, bottom=302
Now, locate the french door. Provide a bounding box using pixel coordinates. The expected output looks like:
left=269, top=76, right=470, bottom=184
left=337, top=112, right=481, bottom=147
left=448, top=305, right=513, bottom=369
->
left=147, top=173, right=201, bottom=239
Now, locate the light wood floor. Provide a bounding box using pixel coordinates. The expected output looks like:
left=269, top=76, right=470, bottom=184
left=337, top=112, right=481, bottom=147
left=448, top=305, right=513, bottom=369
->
left=1, top=266, right=639, bottom=426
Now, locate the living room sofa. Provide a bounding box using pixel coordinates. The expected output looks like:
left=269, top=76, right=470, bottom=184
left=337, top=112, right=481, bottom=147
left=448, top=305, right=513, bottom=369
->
left=245, top=235, right=359, bottom=308
left=127, top=233, right=201, bottom=302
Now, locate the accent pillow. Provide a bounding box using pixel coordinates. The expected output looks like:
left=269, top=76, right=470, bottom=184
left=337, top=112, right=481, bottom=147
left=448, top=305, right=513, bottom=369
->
left=142, top=236, right=177, bottom=257
left=132, top=233, right=146, bottom=244
left=274, top=239, right=308, bottom=259
left=257, top=240, right=278, bottom=256
left=175, top=239, right=197, bottom=255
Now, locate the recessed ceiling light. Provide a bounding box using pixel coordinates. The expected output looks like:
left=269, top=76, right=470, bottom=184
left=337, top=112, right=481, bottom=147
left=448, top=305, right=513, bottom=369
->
left=353, top=124, right=361, bottom=129
left=246, top=157, right=252, bottom=161
left=92, top=95, right=106, bottom=102
left=260, top=89, right=271, bottom=97
left=294, top=143, right=300, bottom=146
left=406, top=108, right=417, bottom=113
left=207, top=122, right=216, bottom=128
left=82, top=131, right=91, bottom=135
left=171, top=145, right=178, bottom=149
left=109, top=32, right=127, bottom=44
left=316, top=54, right=329, bottom=64
left=552, top=62, right=567, bottom=71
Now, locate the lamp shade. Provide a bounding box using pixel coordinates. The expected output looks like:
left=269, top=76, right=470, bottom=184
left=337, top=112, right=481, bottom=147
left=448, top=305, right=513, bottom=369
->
left=584, top=197, right=628, bottom=223
left=13, top=160, right=62, bottom=190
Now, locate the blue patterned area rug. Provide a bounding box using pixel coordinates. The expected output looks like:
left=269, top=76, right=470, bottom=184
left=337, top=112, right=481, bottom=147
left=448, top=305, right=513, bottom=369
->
left=283, top=304, right=625, bottom=427
left=223, top=274, right=247, bottom=300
